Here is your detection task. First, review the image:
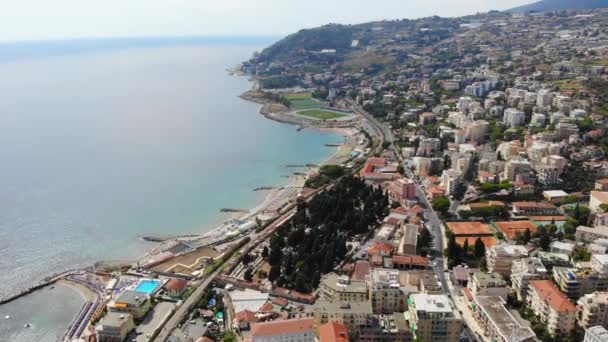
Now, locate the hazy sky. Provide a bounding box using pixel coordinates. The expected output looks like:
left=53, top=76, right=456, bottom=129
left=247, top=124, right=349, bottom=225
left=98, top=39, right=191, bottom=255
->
left=0, top=0, right=535, bottom=42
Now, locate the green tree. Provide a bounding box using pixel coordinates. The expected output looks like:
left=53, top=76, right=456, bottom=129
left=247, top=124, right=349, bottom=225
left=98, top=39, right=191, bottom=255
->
left=474, top=237, right=486, bottom=258
left=243, top=267, right=254, bottom=282
left=417, top=227, right=434, bottom=256
left=573, top=246, right=592, bottom=262
left=432, top=196, right=450, bottom=215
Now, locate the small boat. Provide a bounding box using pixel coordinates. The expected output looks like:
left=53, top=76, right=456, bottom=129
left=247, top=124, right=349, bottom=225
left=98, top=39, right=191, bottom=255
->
left=24, top=323, right=31, bottom=328
left=4, top=315, right=10, bottom=320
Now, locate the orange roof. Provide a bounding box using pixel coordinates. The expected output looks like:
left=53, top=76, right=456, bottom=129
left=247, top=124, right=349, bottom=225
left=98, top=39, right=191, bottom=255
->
left=468, top=201, right=505, bottom=209
left=597, top=179, right=608, bottom=185
left=251, top=318, right=315, bottom=337
left=259, top=303, right=274, bottom=313
left=164, top=278, right=188, bottom=292
left=592, top=191, right=608, bottom=203
left=446, top=221, right=493, bottom=236
left=462, top=288, right=474, bottom=302
left=352, top=260, right=371, bottom=281
left=392, top=254, right=427, bottom=267
left=494, top=220, right=538, bottom=239
left=236, top=310, right=258, bottom=323
left=456, top=236, right=498, bottom=248
left=367, top=242, right=394, bottom=254
left=391, top=206, right=408, bottom=215
left=271, top=297, right=289, bottom=307
left=529, top=280, right=577, bottom=313
left=428, top=185, right=445, bottom=194
left=319, top=321, right=349, bottom=342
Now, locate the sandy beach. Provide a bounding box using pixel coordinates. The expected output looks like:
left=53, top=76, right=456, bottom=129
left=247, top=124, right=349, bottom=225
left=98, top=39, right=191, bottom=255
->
left=56, top=279, right=96, bottom=302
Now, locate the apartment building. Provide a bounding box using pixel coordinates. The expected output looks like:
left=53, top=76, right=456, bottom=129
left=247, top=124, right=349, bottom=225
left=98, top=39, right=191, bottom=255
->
left=577, top=226, right=608, bottom=243
left=469, top=272, right=509, bottom=300
left=486, top=245, right=529, bottom=277
left=584, top=326, right=608, bottom=342
left=528, top=280, right=577, bottom=336
left=577, top=292, right=608, bottom=329
left=370, top=268, right=407, bottom=314
left=471, top=296, right=536, bottom=342
left=511, top=257, right=548, bottom=301
left=553, top=266, right=608, bottom=299
left=407, top=294, right=463, bottom=342
left=313, top=300, right=373, bottom=335
left=319, top=273, right=368, bottom=303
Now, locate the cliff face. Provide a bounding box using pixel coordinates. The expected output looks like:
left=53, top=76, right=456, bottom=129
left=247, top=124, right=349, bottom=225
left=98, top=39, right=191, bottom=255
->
left=508, top=0, right=608, bottom=13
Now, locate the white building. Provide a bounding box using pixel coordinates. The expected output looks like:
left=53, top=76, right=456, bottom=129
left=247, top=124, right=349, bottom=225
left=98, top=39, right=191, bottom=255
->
left=408, top=294, right=463, bottom=342
left=441, top=169, right=461, bottom=195
left=503, top=108, right=525, bottom=127
left=511, top=257, right=548, bottom=301
left=585, top=326, right=608, bottom=342
left=592, top=255, right=608, bottom=274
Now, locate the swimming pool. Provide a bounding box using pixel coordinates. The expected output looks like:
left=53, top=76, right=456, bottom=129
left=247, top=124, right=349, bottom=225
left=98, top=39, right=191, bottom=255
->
left=133, top=279, right=161, bottom=295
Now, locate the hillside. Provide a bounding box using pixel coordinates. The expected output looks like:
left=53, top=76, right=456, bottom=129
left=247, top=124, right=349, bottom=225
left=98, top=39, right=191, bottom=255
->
left=508, top=0, right=608, bottom=13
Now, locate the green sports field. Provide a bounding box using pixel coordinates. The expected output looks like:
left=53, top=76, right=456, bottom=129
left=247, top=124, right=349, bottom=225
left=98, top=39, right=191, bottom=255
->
left=284, top=93, right=321, bottom=110
left=297, top=109, right=346, bottom=120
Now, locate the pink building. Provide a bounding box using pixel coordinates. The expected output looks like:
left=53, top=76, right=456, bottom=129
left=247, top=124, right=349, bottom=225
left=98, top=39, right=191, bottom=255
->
left=388, top=178, right=417, bottom=205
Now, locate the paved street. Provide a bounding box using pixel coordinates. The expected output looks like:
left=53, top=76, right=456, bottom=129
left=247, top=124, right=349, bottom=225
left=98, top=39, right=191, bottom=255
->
left=354, top=105, right=477, bottom=342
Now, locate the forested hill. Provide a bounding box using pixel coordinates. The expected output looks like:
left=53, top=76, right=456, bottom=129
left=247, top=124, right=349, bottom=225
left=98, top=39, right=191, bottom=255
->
left=255, top=24, right=356, bottom=64
left=246, top=16, right=464, bottom=73
left=508, top=0, right=608, bottom=13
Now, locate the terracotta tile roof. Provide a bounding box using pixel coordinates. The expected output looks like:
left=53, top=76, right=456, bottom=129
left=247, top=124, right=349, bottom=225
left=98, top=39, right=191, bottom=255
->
left=494, top=220, right=538, bottom=239
left=236, top=310, right=258, bottom=324
left=592, top=191, right=608, bottom=203
left=271, top=297, right=289, bottom=307
left=530, top=280, right=577, bottom=313
left=391, top=207, right=408, bottom=215
left=319, top=321, right=349, bottom=342
left=456, top=236, right=498, bottom=248
left=251, top=317, right=315, bottom=338
left=597, top=179, right=608, bottom=185
left=259, top=303, right=274, bottom=313
left=462, top=287, right=474, bottom=302
left=352, top=260, right=371, bottom=281
left=164, top=278, right=188, bottom=292
left=367, top=242, right=394, bottom=254
left=468, top=201, right=505, bottom=209
left=446, top=221, right=493, bottom=236
left=392, top=254, right=427, bottom=267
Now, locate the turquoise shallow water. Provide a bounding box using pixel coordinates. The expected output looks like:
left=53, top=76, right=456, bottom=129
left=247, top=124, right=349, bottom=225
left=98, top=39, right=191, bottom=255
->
left=0, top=38, right=339, bottom=340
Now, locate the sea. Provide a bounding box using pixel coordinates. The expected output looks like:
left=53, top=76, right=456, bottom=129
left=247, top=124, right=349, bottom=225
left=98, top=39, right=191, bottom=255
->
left=0, top=37, right=341, bottom=341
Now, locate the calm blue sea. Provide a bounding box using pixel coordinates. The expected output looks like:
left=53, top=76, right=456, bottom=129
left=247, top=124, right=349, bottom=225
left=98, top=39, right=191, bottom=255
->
left=0, top=37, right=340, bottom=341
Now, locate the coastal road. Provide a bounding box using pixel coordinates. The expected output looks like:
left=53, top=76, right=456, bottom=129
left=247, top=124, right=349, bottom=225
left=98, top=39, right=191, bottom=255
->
left=153, top=267, right=223, bottom=342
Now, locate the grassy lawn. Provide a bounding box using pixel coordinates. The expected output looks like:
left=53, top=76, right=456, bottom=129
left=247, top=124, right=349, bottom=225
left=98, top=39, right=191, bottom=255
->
left=298, top=109, right=346, bottom=120
left=284, top=93, right=321, bottom=110
left=552, top=79, right=585, bottom=92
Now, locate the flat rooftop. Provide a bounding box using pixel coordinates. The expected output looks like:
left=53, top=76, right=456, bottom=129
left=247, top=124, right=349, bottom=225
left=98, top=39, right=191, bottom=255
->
left=321, top=273, right=367, bottom=293
left=474, top=296, right=536, bottom=342
left=409, top=293, right=456, bottom=314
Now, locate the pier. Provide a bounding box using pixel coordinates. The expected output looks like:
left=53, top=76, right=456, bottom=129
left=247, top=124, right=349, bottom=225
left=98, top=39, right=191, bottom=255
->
left=220, top=208, right=249, bottom=213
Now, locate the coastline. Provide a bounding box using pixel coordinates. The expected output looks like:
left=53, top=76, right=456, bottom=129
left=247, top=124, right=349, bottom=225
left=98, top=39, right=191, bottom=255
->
left=0, top=70, right=358, bottom=327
